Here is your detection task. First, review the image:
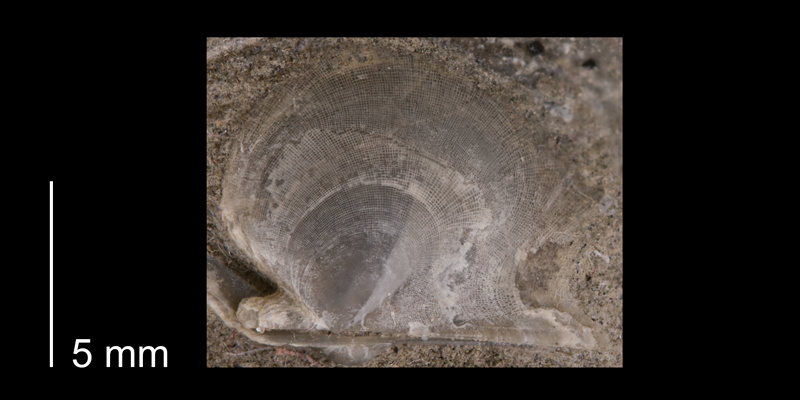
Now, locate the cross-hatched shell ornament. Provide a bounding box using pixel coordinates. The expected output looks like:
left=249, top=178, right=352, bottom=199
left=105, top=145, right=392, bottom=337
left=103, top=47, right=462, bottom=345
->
left=213, top=47, right=610, bottom=363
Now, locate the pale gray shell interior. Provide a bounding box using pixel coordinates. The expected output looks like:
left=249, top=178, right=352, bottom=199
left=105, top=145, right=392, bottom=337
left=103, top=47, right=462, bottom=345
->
left=210, top=42, right=617, bottom=364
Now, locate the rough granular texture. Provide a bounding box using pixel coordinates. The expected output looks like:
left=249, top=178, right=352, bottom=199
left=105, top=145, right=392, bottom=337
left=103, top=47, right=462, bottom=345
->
left=207, top=37, right=622, bottom=367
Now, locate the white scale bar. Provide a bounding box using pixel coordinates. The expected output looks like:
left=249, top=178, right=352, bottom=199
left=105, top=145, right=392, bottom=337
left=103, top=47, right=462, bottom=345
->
left=50, top=181, right=53, bottom=367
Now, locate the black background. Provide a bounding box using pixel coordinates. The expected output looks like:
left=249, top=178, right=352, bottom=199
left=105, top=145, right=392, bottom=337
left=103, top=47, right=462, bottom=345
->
left=45, top=39, right=205, bottom=369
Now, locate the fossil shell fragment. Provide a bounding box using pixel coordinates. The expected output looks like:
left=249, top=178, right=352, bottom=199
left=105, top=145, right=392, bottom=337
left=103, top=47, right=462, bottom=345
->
left=215, top=44, right=612, bottom=361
